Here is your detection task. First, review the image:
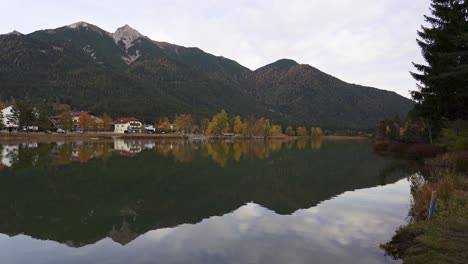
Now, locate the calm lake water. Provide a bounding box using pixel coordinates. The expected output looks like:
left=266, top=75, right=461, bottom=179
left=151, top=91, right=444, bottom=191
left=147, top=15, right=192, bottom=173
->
left=0, top=139, right=413, bottom=264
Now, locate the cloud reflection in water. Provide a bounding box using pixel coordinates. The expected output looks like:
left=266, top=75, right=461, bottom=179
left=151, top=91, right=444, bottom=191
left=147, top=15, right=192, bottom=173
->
left=0, top=179, right=409, bottom=264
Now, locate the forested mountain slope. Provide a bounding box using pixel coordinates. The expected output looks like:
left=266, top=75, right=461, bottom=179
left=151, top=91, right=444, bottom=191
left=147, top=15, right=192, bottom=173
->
left=0, top=22, right=414, bottom=128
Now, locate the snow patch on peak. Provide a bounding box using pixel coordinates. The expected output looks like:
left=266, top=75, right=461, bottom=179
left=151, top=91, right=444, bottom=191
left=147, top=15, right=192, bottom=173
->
left=66, top=21, right=106, bottom=35
left=112, top=24, right=144, bottom=50
left=67, top=21, right=89, bottom=29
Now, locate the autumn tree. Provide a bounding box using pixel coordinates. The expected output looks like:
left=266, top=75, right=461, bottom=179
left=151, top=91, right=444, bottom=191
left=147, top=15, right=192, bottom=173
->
left=158, top=117, right=171, bottom=131
left=310, top=127, right=323, bottom=138
left=79, top=112, right=95, bottom=131
left=232, top=115, right=243, bottom=135
left=101, top=113, right=113, bottom=131
left=254, top=118, right=272, bottom=137
left=174, top=114, right=194, bottom=135
left=296, top=127, right=308, bottom=137
left=285, top=126, right=295, bottom=136
left=207, top=110, right=230, bottom=136
left=200, top=118, right=209, bottom=134
left=242, top=115, right=256, bottom=138
left=271, top=125, right=283, bottom=136
left=59, top=111, right=73, bottom=131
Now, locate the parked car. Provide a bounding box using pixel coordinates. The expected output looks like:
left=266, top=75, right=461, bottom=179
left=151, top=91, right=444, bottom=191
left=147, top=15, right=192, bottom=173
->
left=57, top=129, right=66, bottom=134
left=76, top=130, right=85, bottom=134
left=44, top=130, right=52, bottom=134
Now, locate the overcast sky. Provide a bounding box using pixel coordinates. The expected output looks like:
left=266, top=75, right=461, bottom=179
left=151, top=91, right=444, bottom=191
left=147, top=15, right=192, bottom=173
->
left=1, top=0, right=431, bottom=98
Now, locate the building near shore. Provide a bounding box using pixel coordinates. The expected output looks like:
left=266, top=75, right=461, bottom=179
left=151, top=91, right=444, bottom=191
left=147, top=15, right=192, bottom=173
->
left=1, top=105, right=19, bottom=132
left=49, top=111, right=103, bottom=131
left=114, top=118, right=143, bottom=134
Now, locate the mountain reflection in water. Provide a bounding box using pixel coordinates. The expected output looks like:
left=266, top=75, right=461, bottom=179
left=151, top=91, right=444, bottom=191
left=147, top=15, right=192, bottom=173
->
left=0, top=139, right=410, bottom=264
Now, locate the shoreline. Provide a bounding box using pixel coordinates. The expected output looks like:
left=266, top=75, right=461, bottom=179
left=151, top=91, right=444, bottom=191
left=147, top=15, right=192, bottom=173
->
left=380, top=146, right=467, bottom=263
left=0, top=132, right=369, bottom=143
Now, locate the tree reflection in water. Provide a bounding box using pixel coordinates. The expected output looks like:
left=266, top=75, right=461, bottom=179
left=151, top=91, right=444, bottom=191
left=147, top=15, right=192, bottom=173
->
left=0, top=138, right=412, bottom=252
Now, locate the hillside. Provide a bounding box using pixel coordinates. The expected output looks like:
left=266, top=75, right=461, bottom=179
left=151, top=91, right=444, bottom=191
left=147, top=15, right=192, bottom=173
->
left=250, top=59, right=414, bottom=128
left=0, top=22, right=414, bottom=128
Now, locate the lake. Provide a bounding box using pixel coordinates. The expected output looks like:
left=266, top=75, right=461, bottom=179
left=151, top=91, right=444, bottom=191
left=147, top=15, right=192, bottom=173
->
left=0, top=138, right=413, bottom=264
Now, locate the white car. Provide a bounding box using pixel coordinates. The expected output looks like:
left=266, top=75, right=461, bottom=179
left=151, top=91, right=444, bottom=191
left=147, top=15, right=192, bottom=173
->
left=57, top=129, right=66, bottom=134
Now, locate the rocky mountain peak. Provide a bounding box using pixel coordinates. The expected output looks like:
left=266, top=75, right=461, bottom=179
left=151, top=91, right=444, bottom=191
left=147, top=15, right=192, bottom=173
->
left=112, top=24, right=144, bottom=50
left=5, top=30, right=23, bottom=36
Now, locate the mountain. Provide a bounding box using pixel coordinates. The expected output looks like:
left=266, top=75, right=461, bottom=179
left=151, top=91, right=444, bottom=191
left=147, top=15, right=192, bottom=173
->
left=0, top=22, right=414, bottom=128
left=249, top=59, right=414, bottom=128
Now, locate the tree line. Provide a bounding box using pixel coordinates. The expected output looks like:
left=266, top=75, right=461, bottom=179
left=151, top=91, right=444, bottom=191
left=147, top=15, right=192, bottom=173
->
left=1, top=98, right=323, bottom=137
left=171, top=110, right=323, bottom=138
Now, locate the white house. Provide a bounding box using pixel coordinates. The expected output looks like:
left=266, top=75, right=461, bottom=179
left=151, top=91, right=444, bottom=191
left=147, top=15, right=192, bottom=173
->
left=114, top=117, right=143, bottom=134
left=1, top=105, right=19, bottom=132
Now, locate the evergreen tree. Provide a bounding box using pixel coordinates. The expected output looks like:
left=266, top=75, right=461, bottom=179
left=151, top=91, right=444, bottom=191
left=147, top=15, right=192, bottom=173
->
left=0, top=110, right=3, bottom=130
left=411, top=0, right=468, bottom=121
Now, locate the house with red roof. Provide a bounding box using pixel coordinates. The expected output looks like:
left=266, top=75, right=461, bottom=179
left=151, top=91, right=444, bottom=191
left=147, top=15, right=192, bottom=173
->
left=49, top=111, right=102, bottom=131
left=114, top=117, right=143, bottom=134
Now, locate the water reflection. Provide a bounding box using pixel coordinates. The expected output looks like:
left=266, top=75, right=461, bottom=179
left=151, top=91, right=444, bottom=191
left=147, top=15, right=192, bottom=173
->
left=0, top=180, right=409, bottom=264
left=0, top=138, right=325, bottom=169
left=0, top=139, right=411, bottom=264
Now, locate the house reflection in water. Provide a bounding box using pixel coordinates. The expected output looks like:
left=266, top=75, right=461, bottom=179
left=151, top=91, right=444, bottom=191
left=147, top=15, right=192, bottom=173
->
left=1, top=144, right=19, bottom=168
left=1, top=143, right=39, bottom=168
left=113, top=139, right=157, bottom=157
left=0, top=138, right=324, bottom=169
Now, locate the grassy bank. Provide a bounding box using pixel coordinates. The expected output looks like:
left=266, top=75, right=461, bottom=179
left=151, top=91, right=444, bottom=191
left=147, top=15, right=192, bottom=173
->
left=382, top=151, right=468, bottom=264
left=374, top=140, right=445, bottom=159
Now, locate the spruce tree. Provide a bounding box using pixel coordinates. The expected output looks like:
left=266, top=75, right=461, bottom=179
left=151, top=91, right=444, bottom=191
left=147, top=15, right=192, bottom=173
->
left=411, top=0, right=468, bottom=121
left=0, top=110, right=4, bottom=130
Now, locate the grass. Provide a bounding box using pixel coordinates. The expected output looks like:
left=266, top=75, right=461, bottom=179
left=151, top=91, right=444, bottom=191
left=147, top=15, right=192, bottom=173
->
left=373, top=140, right=445, bottom=159
left=382, top=152, right=468, bottom=264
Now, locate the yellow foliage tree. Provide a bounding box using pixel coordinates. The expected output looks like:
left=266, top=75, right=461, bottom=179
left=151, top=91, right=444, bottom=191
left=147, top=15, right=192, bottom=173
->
left=285, top=126, right=295, bottom=136
left=296, top=127, right=308, bottom=137
left=101, top=113, right=113, bottom=131
left=270, top=125, right=283, bottom=136
left=310, top=127, right=323, bottom=138
left=232, top=115, right=243, bottom=135
left=207, top=110, right=230, bottom=136
left=254, top=118, right=272, bottom=137
left=174, top=114, right=194, bottom=135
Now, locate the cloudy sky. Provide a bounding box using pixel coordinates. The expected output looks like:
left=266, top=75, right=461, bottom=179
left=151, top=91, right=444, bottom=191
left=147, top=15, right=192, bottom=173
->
left=1, top=0, right=431, bottom=98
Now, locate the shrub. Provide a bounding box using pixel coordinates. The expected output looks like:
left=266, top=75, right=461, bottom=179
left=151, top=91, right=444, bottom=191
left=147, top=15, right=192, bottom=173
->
left=439, top=120, right=468, bottom=151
